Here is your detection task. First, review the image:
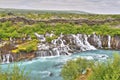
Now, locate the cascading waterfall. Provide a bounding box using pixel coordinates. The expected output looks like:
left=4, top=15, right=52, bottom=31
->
left=1, top=54, right=13, bottom=64
left=108, top=35, right=111, bottom=48
left=6, top=54, right=10, bottom=63
left=73, top=34, right=96, bottom=51
left=36, top=33, right=98, bottom=57
left=98, top=35, right=102, bottom=48
left=84, top=34, right=96, bottom=50
left=36, top=33, right=72, bottom=57
left=35, top=33, right=98, bottom=57
left=72, top=34, right=86, bottom=51
left=52, top=36, right=71, bottom=56
left=60, top=39, right=65, bottom=47
left=52, top=48, right=60, bottom=56
left=34, top=33, right=46, bottom=42
left=51, top=39, right=57, bottom=47
left=93, top=33, right=102, bottom=48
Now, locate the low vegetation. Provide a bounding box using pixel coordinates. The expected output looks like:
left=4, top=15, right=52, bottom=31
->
left=61, top=54, right=120, bottom=80
left=0, top=64, right=30, bottom=80
left=88, top=54, right=120, bottom=80
left=1, top=21, right=120, bottom=40
left=12, top=39, right=38, bottom=53
left=61, top=58, right=94, bottom=80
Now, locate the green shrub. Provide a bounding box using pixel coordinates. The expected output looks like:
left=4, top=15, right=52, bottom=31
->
left=88, top=54, right=120, bottom=80
left=46, top=36, right=58, bottom=43
left=61, top=54, right=120, bottom=80
left=0, top=64, right=30, bottom=80
left=61, top=58, right=94, bottom=80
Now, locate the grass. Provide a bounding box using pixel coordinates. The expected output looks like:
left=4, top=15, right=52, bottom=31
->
left=0, top=64, right=30, bottom=80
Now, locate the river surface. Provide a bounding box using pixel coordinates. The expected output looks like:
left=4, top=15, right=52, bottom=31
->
left=1, top=50, right=120, bottom=80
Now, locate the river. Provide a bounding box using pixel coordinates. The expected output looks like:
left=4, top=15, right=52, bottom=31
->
left=1, top=50, right=120, bottom=80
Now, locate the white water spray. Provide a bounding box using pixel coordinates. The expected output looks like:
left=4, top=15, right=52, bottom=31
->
left=108, top=35, right=111, bottom=48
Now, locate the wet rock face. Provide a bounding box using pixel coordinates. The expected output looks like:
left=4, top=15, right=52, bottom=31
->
left=14, top=52, right=36, bottom=61
left=0, top=51, right=36, bottom=63
left=101, top=36, right=108, bottom=48
left=88, top=35, right=110, bottom=49
left=88, top=34, right=120, bottom=50
left=110, top=36, right=120, bottom=49
left=116, top=38, right=120, bottom=49
left=88, top=34, right=98, bottom=48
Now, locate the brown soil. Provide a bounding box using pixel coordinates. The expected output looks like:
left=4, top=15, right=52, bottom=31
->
left=76, top=68, right=92, bottom=80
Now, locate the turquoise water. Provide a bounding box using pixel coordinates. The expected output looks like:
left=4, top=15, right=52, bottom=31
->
left=1, top=50, right=120, bottom=80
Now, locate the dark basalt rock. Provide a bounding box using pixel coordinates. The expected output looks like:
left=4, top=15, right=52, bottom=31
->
left=49, top=72, right=54, bottom=77
left=0, top=16, right=120, bottom=25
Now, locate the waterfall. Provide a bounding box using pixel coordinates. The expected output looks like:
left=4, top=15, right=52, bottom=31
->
left=52, top=48, right=60, bottom=56
left=98, top=35, right=102, bottom=48
left=6, top=54, right=10, bottom=63
left=93, top=33, right=102, bottom=48
left=38, top=44, right=49, bottom=50
left=0, top=54, right=14, bottom=64
left=73, top=34, right=86, bottom=51
left=36, top=33, right=98, bottom=57
left=60, top=39, right=65, bottom=47
left=60, top=33, right=63, bottom=38
left=84, top=34, right=96, bottom=50
left=37, top=33, right=72, bottom=57
left=51, top=39, right=58, bottom=47
left=49, top=51, right=53, bottom=56
left=34, top=33, right=46, bottom=42
left=108, top=35, right=111, bottom=48
left=73, top=34, right=96, bottom=51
